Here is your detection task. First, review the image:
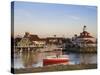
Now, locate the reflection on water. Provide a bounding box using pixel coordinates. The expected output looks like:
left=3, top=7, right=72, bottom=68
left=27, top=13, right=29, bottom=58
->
left=14, top=50, right=97, bottom=69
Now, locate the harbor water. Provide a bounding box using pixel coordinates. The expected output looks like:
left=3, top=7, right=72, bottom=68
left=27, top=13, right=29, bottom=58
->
left=13, top=49, right=97, bottom=69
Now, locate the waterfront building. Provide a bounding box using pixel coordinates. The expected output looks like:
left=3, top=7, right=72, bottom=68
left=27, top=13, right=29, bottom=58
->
left=17, top=32, right=46, bottom=48
left=46, top=37, right=64, bottom=45
left=72, top=26, right=97, bottom=47
left=14, top=35, right=22, bottom=46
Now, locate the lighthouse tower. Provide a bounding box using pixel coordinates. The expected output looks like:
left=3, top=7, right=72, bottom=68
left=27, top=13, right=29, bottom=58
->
left=73, top=26, right=96, bottom=47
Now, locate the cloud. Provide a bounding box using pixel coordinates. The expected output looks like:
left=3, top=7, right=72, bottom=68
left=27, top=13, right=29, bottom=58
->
left=69, top=15, right=80, bottom=20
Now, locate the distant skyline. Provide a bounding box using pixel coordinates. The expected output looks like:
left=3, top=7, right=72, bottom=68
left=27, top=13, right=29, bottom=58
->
left=13, top=1, right=97, bottom=38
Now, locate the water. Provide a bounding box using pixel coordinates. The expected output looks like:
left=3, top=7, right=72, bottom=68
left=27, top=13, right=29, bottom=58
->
left=13, top=49, right=97, bottom=69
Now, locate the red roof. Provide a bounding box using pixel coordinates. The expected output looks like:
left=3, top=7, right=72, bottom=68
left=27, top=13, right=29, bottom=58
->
left=82, top=31, right=89, bottom=34
left=78, top=31, right=94, bottom=38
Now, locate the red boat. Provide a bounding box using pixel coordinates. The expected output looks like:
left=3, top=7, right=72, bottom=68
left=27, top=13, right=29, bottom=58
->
left=43, top=55, right=69, bottom=66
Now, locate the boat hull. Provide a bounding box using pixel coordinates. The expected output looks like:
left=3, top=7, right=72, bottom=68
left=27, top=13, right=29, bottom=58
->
left=43, top=58, right=69, bottom=66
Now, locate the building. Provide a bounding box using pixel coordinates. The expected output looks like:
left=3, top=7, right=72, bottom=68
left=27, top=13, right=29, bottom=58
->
left=17, top=32, right=46, bottom=48
left=72, top=26, right=97, bottom=47
left=14, top=35, right=22, bottom=46
left=46, top=37, right=64, bottom=45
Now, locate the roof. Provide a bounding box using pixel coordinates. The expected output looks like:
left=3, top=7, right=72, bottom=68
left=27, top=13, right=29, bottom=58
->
left=29, top=35, right=40, bottom=41
left=78, top=31, right=94, bottom=38
left=82, top=31, right=89, bottom=34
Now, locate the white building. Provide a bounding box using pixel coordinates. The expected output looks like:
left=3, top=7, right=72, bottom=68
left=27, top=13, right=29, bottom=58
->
left=17, top=32, right=46, bottom=48
left=72, top=26, right=97, bottom=47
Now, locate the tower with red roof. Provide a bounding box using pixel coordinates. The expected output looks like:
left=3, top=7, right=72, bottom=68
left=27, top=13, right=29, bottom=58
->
left=72, top=26, right=96, bottom=47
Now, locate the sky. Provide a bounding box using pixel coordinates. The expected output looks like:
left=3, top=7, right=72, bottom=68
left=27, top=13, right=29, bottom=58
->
left=13, top=1, right=97, bottom=38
